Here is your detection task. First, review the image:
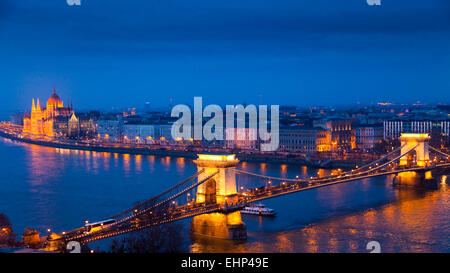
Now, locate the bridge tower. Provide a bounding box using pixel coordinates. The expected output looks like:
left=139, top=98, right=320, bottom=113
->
left=190, top=154, right=247, bottom=240
left=396, top=133, right=436, bottom=186
left=399, top=133, right=430, bottom=167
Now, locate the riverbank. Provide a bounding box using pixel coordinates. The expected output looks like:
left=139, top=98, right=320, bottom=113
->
left=0, top=129, right=362, bottom=169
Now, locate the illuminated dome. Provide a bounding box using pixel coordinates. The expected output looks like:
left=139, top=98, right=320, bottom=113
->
left=46, top=88, right=63, bottom=109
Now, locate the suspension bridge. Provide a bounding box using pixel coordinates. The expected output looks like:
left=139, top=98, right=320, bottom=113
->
left=45, top=133, right=450, bottom=250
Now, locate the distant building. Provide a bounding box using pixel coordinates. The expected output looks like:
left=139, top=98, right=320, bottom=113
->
left=159, top=124, right=173, bottom=143
left=354, top=125, right=383, bottom=150
left=384, top=118, right=450, bottom=148
left=123, top=123, right=157, bottom=144
left=279, top=127, right=317, bottom=153
left=67, top=113, right=97, bottom=139
left=225, top=128, right=257, bottom=150
left=279, top=127, right=332, bottom=153
left=316, top=129, right=332, bottom=152
left=383, top=119, right=450, bottom=139
left=313, top=118, right=354, bottom=151
left=97, top=119, right=122, bottom=142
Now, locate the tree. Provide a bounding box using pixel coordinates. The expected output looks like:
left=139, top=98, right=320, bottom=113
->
left=109, top=223, right=184, bottom=253
left=0, top=213, right=18, bottom=247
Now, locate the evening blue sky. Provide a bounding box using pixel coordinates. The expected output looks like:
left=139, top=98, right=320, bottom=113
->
left=0, top=0, right=449, bottom=112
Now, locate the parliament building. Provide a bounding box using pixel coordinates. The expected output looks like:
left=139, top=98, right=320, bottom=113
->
left=23, top=88, right=96, bottom=138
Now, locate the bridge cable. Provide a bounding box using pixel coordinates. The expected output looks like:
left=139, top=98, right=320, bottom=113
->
left=113, top=170, right=220, bottom=225
left=429, top=146, right=450, bottom=158
left=234, top=145, right=405, bottom=183
left=108, top=169, right=205, bottom=220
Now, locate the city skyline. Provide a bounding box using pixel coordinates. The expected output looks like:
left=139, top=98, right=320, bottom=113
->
left=0, top=0, right=449, bottom=112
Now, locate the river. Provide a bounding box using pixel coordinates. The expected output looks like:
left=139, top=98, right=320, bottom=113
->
left=0, top=137, right=448, bottom=253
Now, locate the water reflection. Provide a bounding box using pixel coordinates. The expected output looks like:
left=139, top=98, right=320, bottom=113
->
left=135, top=155, right=142, bottom=173
left=176, top=157, right=185, bottom=174
left=123, top=154, right=130, bottom=175
left=0, top=138, right=448, bottom=253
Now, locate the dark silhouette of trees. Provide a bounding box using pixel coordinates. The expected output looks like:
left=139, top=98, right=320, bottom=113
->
left=0, top=213, right=19, bottom=247
left=110, top=223, right=183, bottom=253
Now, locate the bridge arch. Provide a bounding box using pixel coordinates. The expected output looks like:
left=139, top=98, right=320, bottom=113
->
left=193, top=154, right=240, bottom=205
left=399, top=133, right=430, bottom=167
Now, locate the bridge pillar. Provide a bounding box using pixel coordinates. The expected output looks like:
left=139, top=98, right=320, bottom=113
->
left=399, top=133, right=430, bottom=167
left=394, top=170, right=437, bottom=188
left=191, top=154, right=247, bottom=240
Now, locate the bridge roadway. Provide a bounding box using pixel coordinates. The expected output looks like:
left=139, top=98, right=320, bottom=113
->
left=58, top=162, right=450, bottom=244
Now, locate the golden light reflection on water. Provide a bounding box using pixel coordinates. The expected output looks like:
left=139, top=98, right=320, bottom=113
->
left=259, top=163, right=266, bottom=174
left=280, top=164, right=287, bottom=176
left=27, top=144, right=60, bottom=186
left=304, top=227, right=319, bottom=253
left=161, top=156, right=171, bottom=167
left=84, top=151, right=91, bottom=172
left=147, top=155, right=155, bottom=172
left=92, top=151, right=99, bottom=174
left=273, top=232, right=294, bottom=252
left=301, top=166, right=308, bottom=177
left=123, top=154, right=130, bottom=173
left=176, top=157, right=185, bottom=174
left=102, top=152, right=111, bottom=171
left=135, top=155, right=142, bottom=172
left=113, top=153, right=119, bottom=168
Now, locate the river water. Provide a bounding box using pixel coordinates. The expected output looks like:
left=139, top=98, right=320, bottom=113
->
left=0, top=137, right=448, bottom=253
